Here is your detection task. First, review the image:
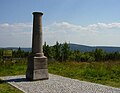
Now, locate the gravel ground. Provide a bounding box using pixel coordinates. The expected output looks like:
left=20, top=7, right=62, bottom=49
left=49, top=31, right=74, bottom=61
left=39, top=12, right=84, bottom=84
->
left=0, top=74, right=120, bottom=93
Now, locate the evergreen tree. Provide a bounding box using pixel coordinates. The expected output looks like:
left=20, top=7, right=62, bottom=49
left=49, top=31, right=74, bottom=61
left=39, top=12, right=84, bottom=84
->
left=17, top=47, right=22, bottom=58
left=54, top=41, right=61, bottom=61
left=73, top=50, right=81, bottom=62
left=94, top=48, right=106, bottom=61
left=43, top=42, right=53, bottom=58
left=0, top=49, right=3, bottom=59
left=61, top=42, right=70, bottom=62
left=113, top=51, right=120, bottom=61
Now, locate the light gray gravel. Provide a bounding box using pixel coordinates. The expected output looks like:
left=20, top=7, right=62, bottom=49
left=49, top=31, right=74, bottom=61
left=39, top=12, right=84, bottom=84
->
left=0, top=74, right=120, bottom=93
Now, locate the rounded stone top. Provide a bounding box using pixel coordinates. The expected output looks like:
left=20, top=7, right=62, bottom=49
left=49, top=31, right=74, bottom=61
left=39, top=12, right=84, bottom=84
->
left=32, top=12, right=43, bottom=15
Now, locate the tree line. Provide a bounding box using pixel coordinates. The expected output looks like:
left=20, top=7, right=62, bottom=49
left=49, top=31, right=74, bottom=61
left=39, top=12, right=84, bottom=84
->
left=43, top=42, right=120, bottom=62
left=0, top=42, right=120, bottom=62
left=0, top=47, right=30, bottom=59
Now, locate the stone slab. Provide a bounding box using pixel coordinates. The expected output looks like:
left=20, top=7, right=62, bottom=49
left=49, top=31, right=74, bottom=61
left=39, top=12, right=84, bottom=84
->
left=0, top=74, right=120, bottom=93
left=26, top=69, right=48, bottom=81
left=33, top=57, right=48, bottom=69
left=33, top=69, right=49, bottom=80
left=27, top=56, right=47, bottom=70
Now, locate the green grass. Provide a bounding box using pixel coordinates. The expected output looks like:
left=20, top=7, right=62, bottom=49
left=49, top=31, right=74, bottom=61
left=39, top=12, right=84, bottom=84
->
left=0, top=59, right=27, bottom=76
left=0, top=59, right=120, bottom=93
left=48, top=61, right=120, bottom=88
left=0, top=80, right=23, bottom=93
left=0, top=59, right=26, bottom=93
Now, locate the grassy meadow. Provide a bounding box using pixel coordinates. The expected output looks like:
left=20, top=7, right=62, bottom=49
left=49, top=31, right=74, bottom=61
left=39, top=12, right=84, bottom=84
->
left=0, top=79, right=23, bottom=93
left=48, top=61, right=120, bottom=87
left=0, top=59, right=26, bottom=93
left=0, top=59, right=120, bottom=92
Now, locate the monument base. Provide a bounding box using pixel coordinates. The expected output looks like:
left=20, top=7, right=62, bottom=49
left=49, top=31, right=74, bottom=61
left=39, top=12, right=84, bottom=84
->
left=26, top=55, right=49, bottom=80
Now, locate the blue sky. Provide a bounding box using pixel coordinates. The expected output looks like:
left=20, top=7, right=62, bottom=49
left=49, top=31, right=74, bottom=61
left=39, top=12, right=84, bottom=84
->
left=0, top=0, right=120, bottom=47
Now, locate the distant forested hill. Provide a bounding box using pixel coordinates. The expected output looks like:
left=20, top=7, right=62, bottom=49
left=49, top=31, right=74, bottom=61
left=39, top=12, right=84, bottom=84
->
left=1, top=43, right=120, bottom=53
left=0, top=47, right=31, bottom=52
left=69, top=44, right=120, bottom=52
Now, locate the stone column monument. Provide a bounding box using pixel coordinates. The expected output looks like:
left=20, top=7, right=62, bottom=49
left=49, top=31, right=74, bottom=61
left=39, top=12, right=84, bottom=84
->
left=26, top=12, right=49, bottom=80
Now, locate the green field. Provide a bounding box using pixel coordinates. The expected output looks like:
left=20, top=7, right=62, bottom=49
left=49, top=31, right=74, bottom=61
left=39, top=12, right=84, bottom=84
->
left=48, top=61, right=120, bottom=87
left=0, top=59, right=26, bottom=93
left=0, top=60, right=120, bottom=92
left=0, top=80, right=23, bottom=93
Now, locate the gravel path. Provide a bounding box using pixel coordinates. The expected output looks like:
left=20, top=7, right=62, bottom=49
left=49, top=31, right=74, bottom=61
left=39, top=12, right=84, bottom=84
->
left=0, top=74, right=120, bottom=93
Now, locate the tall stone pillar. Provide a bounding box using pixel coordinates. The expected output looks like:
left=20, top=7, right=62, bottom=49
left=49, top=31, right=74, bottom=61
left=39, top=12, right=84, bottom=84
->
left=26, top=12, right=49, bottom=80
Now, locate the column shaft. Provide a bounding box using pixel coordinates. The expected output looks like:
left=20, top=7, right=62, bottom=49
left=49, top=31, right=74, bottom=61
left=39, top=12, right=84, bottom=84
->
left=32, top=12, right=43, bottom=56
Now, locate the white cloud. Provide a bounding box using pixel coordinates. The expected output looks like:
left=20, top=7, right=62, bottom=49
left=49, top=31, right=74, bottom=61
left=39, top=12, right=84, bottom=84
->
left=0, top=22, right=120, bottom=47
left=0, top=23, right=32, bottom=47
left=46, top=22, right=120, bottom=32
left=44, top=22, right=120, bottom=46
left=0, top=23, right=32, bottom=31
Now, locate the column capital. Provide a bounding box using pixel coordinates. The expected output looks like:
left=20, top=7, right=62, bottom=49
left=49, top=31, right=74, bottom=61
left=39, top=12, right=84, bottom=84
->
left=32, top=12, right=43, bottom=15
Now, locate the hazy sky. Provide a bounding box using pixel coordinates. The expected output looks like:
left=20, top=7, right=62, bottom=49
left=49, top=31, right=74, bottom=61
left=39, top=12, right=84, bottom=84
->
left=0, top=0, right=120, bottom=47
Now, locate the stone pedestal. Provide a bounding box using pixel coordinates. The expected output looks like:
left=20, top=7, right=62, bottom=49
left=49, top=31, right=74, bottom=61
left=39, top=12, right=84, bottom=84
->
left=26, top=55, right=48, bottom=80
left=26, top=12, right=49, bottom=80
